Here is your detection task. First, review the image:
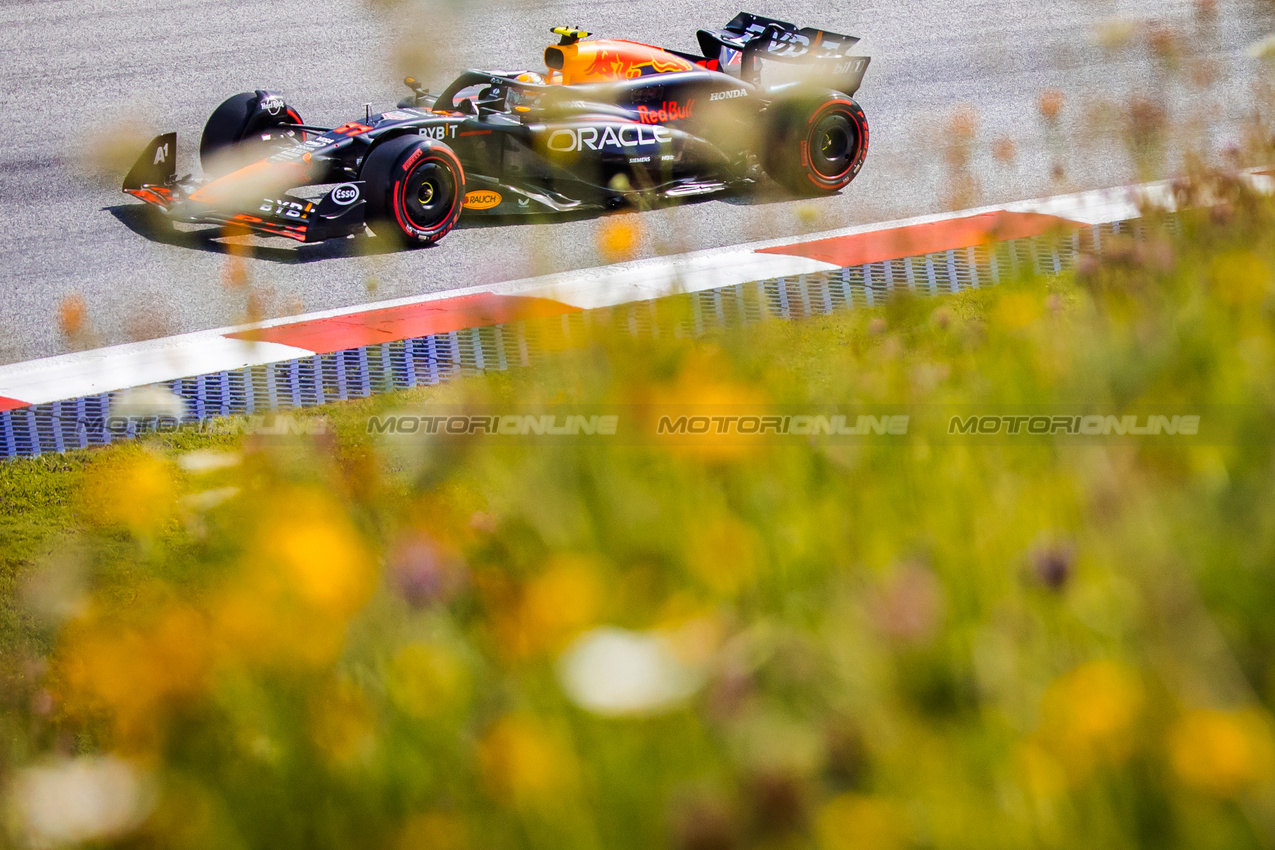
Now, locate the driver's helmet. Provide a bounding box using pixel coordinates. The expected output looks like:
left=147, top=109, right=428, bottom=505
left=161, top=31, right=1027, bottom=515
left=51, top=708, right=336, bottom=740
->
left=514, top=71, right=545, bottom=85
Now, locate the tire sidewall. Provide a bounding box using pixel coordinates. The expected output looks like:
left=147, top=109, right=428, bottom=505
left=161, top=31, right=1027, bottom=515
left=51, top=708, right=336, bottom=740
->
left=800, top=99, right=869, bottom=191
left=361, top=135, right=466, bottom=246
left=766, top=92, right=869, bottom=195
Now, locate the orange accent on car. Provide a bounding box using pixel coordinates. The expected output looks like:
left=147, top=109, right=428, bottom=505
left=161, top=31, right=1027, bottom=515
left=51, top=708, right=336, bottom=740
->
left=125, top=188, right=172, bottom=207
left=189, top=159, right=307, bottom=206
left=548, top=38, right=694, bottom=85
left=332, top=122, right=374, bottom=136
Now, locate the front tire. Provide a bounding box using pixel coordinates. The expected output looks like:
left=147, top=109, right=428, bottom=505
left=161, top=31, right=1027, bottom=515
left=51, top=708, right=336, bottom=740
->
left=361, top=136, right=465, bottom=247
left=764, top=94, right=869, bottom=195
left=199, top=91, right=304, bottom=174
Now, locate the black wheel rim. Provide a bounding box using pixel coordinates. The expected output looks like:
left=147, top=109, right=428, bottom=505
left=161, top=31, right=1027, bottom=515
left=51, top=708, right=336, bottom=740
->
left=403, top=161, right=456, bottom=230
left=810, top=113, right=855, bottom=179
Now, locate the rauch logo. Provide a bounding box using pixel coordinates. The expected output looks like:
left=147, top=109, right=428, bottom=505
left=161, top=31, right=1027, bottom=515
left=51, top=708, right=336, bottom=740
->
left=464, top=190, right=502, bottom=210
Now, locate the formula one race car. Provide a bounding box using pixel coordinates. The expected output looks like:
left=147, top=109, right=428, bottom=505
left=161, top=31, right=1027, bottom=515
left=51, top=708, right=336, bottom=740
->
left=122, top=13, right=870, bottom=247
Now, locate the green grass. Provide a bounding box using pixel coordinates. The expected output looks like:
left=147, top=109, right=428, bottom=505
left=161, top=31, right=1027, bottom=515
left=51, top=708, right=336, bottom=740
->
left=4, top=194, right=1275, bottom=850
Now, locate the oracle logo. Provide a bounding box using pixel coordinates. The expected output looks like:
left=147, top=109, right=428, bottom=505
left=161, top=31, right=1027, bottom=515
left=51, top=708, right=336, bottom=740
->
left=546, top=124, right=673, bottom=153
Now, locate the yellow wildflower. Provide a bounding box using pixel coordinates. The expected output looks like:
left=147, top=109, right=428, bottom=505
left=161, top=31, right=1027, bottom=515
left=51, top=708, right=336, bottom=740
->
left=80, top=450, right=177, bottom=535
left=1169, top=708, right=1275, bottom=797
left=686, top=517, right=762, bottom=598
left=500, top=555, right=604, bottom=658
left=478, top=715, right=577, bottom=808
left=309, top=679, right=377, bottom=768
left=386, top=643, right=471, bottom=719
left=1039, top=660, right=1143, bottom=778
left=816, top=794, right=907, bottom=850
left=397, top=812, right=468, bottom=850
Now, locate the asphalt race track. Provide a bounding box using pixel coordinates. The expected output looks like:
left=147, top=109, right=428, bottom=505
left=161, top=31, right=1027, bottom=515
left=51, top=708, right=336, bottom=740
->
left=1, top=0, right=1271, bottom=363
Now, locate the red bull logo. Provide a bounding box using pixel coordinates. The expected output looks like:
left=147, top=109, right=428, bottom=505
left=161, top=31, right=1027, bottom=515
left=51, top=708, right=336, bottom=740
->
left=636, top=100, right=695, bottom=124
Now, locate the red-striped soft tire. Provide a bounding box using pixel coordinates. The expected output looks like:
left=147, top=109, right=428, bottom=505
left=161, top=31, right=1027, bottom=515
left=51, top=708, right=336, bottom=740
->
left=361, top=136, right=465, bottom=247
left=764, top=94, right=869, bottom=195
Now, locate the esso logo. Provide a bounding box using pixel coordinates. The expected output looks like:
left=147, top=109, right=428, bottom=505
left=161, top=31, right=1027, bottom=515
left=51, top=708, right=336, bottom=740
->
left=463, top=190, right=502, bottom=210
left=331, top=184, right=361, bottom=206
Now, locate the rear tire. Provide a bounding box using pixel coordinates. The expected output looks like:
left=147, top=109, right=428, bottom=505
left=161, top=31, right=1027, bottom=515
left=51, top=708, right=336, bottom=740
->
left=199, top=91, right=304, bottom=173
left=361, top=135, right=465, bottom=247
left=764, top=94, right=868, bottom=195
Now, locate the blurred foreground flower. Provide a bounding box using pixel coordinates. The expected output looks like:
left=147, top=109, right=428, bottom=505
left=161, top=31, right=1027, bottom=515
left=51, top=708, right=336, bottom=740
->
left=396, top=812, right=469, bottom=850
left=389, top=532, right=467, bottom=607
left=387, top=642, right=471, bottom=719
left=176, top=450, right=242, bottom=474
left=687, top=518, right=762, bottom=598
left=60, top=602, right=211, bottom=746
left=1029, top=538, right=1076, bottom=590
left=1244, top=33, right=1275, bottom=61
left=597, top=215, right=642, bottom=263
left=870, top=564, right=945, bottom=644
left=557, top=626, right=702, bottom=716
left=816, top=793, right=907, bottom=850
left=1169, top=708, right=1275, bottom=797
left=496, top=556, right=604, bottom=658
left=215, top=490, right=374, bottom=666
left=76, top=115, right=159, bottom=187
left=309, top=678, right=378, bottom=768
left=1039, top=659, right=1143, bottom=778
left=109, top=385, right=188, bottom=422
left=479, top=715, right=578, bottom=808
left=8, top=756, right=154, bottom=846
left=79, top=450, right=178, bottom=535
left=1038, top=89, right=1065, bottom=123
left=57, top=295, right=91, bottom=345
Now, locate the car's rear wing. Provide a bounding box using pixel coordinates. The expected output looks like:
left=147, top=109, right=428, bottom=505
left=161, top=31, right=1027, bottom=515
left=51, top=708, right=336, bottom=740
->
left=696, top=12, right=870, bottom=94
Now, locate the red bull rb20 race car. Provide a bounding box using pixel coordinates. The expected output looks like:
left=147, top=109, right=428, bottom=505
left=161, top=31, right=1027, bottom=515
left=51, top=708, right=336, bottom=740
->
left=123, top=13, right=871, bottom=247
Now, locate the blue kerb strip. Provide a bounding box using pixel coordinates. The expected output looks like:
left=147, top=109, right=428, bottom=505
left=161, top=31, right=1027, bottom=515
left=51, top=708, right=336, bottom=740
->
left=0, top=221, right=1142, bottom=459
